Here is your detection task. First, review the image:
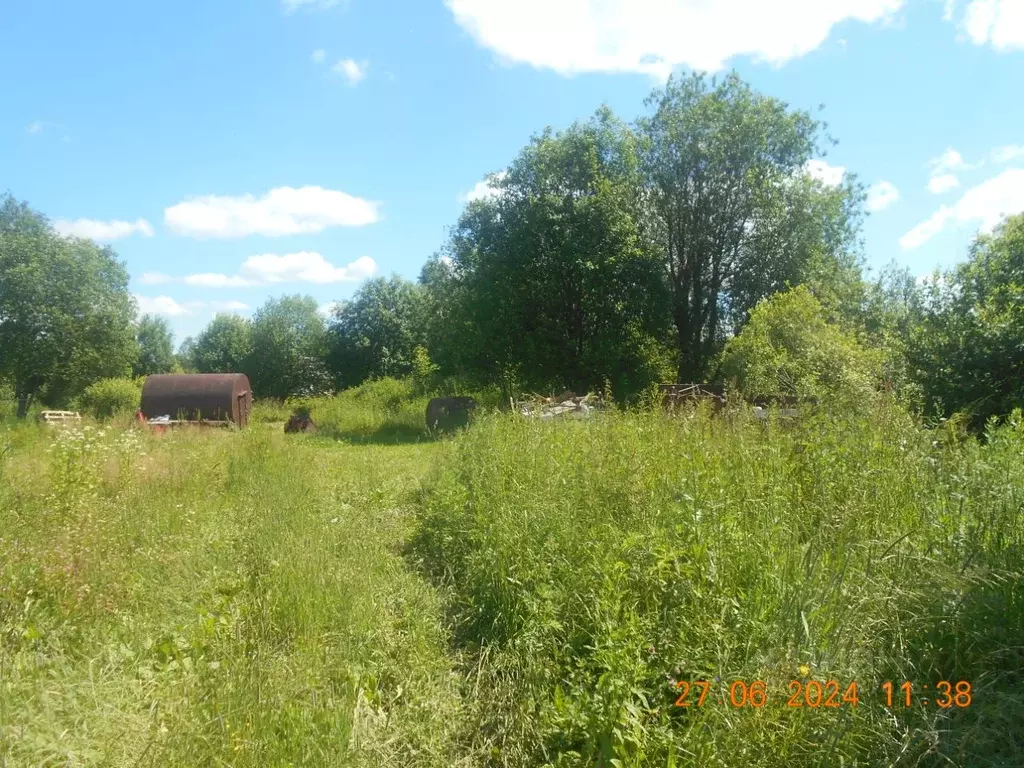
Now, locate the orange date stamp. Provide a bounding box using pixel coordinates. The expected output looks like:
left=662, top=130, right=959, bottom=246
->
left=673, top=679, right=973, bottom=709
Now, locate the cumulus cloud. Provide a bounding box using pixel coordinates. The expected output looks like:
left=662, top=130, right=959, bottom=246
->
left=240, top=252, right=377, bottom=284
left=133, top=295, right=250, bottom=317
left=164, top=185, right=380, bottom=238
left=958, top=0, right=1024, bottom=50
left=925, top=147, right=970, bottom=193
left=134, top=295, right=191, bottom=317
left=172, top=253, right=377, bottom=288
left=461, top=171, right=508, bottom=203
left=899, top=167, right=1024, bottom=249
left=804, top=159, right=846, bottom=187
left=445, top=0, right=904, bottom=78
left=991, top=144, right=1024, bottom=163
left=282, top=0, right=344, bottom=13
left=333, top=58, right=368, bottom=85
left=928, top=173, right=960, bottom=194
left=866, top=181, right=900, bottom=212
left=318, top=301, right=341, bottom=318
left=53, top=218, right=155, bottom=241
left=139, top=272, right=173, bottom=285
left=209, top=300, right=250, bottom=312
left=184, top=273, right=258, bottom=288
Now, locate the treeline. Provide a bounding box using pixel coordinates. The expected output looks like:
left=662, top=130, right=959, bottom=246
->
left=2, top=72, right=1022, bottom=426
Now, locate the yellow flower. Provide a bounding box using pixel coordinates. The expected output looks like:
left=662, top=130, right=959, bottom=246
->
left=798, top=664, right=811, bottom=677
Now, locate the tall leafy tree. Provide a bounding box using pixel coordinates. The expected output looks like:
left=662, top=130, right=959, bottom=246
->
left=448, top=107, right=674, bottom=400
left=133, top=314, right=176, bottom=376
left=326, top=276, right=427, bottom=388
left=189, top=313, right=253, bottom=374
left=0, top=194, right=137, bottom=416
left=908, top=214, right=1024, bottom=426
left=637, top=72, right=864, bottom=382
left=248, top=295, right=331, bottom=399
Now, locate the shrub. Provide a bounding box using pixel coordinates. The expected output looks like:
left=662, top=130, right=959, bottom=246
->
left=77, top=377, right=141, bottom=419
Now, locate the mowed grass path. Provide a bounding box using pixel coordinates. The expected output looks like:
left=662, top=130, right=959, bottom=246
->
left=0, top=425, right=475, bottom=767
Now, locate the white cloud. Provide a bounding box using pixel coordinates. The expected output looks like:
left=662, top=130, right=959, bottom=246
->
left=804, top=159, right=846, bottom=187
left=318, top=301, right=341, bottom=318
left=311, top=48, right=326, bottom=63
left=179, top=253, right=376, bottom=288
left=164, top=185, right=380, bottom=238
left=26, top=121, right=44, bottom=135
left=239, top=252, right=377, bottom=284
left=209, top=300, right=250, bottom=312
left=961, top=0, right=1024, bottom=50
left=139, top=272, right=173, bottom=285
left=133, top=295, right=249, bottom=317
left=927, top=173, right=960, bottom=194
left=992, top=144, right=1024, bottom=163
left=53, top=217, right=155, bottom=241
left=134, top=295, right=192, bottom=317
left=184, top=273, right=258, bottom=288
left=332, top=58, right=368, bottom=85
left=282, top=0, right=343, bottom=12
left=461, top=170, right=508, bottom=203
left=866, top=181, right=900, bottom=212
left=445, top=0, right=904, bottom=78
left=925, top=147, right=970, bottom=193
left=899, top=167, right=1024, bottom=249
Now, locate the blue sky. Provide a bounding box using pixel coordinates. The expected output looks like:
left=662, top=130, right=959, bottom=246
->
left=3, top=0, right=1022, bottom=345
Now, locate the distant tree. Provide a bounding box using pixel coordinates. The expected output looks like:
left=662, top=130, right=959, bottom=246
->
left=448, top=107, right=674, bottom=400
left=133, top=314, right=176, bottom=376
left=638, top=72, right=865, bottom=382
left=190, top=313, right=253, bottom=374
left=907, top=214, right=1024, bottom=426
left=326, top=276, right=428, bottom=388
left=719, top=286, right=883, bottom=403
left=176, top=336, right=198, bottom=373
left=0, top=194, right=137, bottom=416
left=248, top=295, right=331, bottom=399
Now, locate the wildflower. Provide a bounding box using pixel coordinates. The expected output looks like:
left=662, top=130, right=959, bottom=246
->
left=798, top=664, right=811, bottom=677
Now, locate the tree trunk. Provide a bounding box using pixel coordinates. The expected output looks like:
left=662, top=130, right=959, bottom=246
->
left=16, top=389, right=33, bottom=419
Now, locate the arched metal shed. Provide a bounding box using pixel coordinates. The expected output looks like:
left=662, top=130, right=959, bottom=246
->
left=140, top=374, right=252, bottom=428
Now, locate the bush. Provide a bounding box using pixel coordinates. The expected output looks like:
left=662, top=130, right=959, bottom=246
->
left=77, top=377, right=141, bottom=419
left=719, top=286, right=884, bottom=404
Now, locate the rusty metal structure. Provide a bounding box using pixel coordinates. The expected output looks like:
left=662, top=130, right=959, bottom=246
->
left=140, top=374, right=252, bottom=428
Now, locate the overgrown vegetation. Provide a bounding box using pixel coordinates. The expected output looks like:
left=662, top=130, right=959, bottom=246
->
left=2, top=392, right=1023, bottom=766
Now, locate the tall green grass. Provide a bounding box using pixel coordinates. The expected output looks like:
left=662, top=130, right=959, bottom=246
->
left=412, top=403, right=1024, bottom=766
left=0, top=422, right=473, bottom=766
left=3, top=391, right=1022, bottom=766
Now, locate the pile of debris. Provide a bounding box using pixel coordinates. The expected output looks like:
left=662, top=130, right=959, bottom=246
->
left=517, top=391, right=602, bottom=420
left=285, top=408, right=317, bottom=434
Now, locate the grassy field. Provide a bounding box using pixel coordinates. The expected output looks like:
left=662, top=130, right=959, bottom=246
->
left=1, top=391, right=1023, bottom=766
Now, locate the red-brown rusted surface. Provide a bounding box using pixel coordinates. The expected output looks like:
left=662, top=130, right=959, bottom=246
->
left=140, top=374, right=252, bottom=428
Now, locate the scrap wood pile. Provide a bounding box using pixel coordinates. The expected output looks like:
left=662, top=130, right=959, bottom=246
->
left=516, top=391, right=604, bottom=420
left=659, top=383, right=726, bottom=409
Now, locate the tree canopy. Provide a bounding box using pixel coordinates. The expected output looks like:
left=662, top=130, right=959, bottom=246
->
left=248, top=295, right=332, bottom=399
left=0, top=194, right=137, bottom=416
left=134, top=314, right=177, bottom=377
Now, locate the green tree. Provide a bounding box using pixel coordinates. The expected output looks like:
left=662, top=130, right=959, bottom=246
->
left=0, top=194, right=137, bottom=417
left=638, top=72, right=865, bottom=382
left=907, top=214, right=1024, bottom=426
left=190, top=313, right=253, bottom=374
left=326, top=275, right=427, bottom=388
left=719, top=286, right=883, bottom=403
left=248, top=295, right=331, bottom=399
left=133, top=314, right=176, bottom=376
left=447, top=107, right=674, bottom=400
